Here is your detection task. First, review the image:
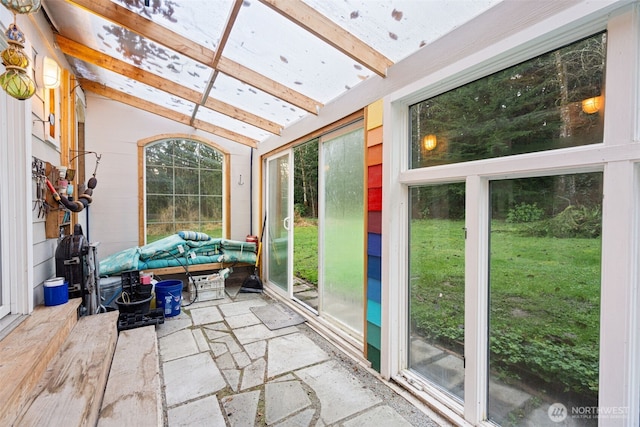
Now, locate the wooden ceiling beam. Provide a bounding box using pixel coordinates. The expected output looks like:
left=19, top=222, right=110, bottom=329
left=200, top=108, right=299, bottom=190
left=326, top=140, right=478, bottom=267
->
left=65, top=0, right=321, bottom=114
left=259, top=0, right=393, bottom=78
left=80, top=79, right=258, bottom=149
left=56, top=35, right=282, bottom=135
left=66, top=0, right=214, bottom=65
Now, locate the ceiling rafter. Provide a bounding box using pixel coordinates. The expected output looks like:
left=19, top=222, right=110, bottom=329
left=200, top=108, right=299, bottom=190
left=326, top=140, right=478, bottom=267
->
left=65, top=0, right=322, bottom=115
left=192, top=0, right=243, bottom=125
left=258, top=0, right=393, bottom=78
left=56, top=35, right=282, bottom=135
left=79, top=79, right=258, bottom=149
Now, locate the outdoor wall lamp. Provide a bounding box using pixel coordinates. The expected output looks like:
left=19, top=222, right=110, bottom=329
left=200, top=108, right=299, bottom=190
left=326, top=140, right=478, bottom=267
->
left=422, top=134, right=437, bottom=151
left=582, top=96, right=603, bottom=114
left=37, top=55, right=61, bottom=89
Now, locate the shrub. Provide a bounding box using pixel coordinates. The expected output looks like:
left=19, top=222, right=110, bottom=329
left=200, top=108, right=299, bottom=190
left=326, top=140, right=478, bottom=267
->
left=546, top=205, right=601, bottom=238
left=506, top=202, right=544, bottom=223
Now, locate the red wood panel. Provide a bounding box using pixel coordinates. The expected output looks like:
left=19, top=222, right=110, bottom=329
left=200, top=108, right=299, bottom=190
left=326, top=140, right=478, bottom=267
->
left=368, top=187, right=382, bottom=211
left=368, top=164, right=382, bottom=189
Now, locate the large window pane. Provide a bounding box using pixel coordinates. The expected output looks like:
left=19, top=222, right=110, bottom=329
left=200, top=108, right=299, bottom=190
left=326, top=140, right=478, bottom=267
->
left=144, top=139, right=224, bottom=242
left=488, top=173, right=602, bottom=426
left=410, top=33, right=606, bottom=168
left=408, top=183, right=465, bottom=401
left=321, top=127, right=365, bottom=335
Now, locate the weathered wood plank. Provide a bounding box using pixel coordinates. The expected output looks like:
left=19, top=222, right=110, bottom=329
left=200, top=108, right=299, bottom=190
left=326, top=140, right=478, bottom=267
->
left=14, top=310, right=119, bottom=427
left=98, top=326, right=162, bottom=427
left=0, top=299, right=81, bottom=426
left=143, top=261, right=251, bottom=276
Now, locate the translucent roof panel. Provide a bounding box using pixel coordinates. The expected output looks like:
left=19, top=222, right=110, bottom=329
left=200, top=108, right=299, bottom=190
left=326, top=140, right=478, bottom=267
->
left=44, top=0, right=211, bottom=92
left=195, top=106, right=272, bottom=142
left=209, top=73, right=307, bottom=127
left=42, top=0, right=506, bottom=146
left=224, top=0, right=370, bottom=103
left=304, top=0, right=504, bottom=63
left=113, top=0, right=234, bottom=52
left=69, top=58, right=196, bottom=115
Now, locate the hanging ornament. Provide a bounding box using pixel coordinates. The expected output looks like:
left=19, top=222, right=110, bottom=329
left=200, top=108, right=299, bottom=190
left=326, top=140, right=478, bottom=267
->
left=0, top=66, right=36, bottom=99
left=0, top=20, right=36, bottom=100
left=1, top=0, right=41, bottom=15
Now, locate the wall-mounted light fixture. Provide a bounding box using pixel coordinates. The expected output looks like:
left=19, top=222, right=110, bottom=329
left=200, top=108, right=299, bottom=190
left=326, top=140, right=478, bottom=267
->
left=36, top=55, right=61, bottom=89
left=1, top=0, right=41, bottom=14
left=422, top=134, right=437, bottom=151
left=582, top=96, right=603, bottom=114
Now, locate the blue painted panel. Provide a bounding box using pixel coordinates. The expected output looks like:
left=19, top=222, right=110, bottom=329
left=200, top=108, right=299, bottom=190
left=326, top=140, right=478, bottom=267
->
left=367, top=300, right=381, bottom=326
left=367, top=278, right=381, bottom=303
left=367, top=255, right=381, bottom=280
left=367, top=233, right=381, bottom=256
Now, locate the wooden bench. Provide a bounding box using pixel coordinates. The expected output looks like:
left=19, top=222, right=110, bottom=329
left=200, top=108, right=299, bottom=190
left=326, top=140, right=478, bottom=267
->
left=0, top=299, right=81, bottom=426
left=13, top=310, right=120, bottom=426
left=98, top=325, right=162, bottom=427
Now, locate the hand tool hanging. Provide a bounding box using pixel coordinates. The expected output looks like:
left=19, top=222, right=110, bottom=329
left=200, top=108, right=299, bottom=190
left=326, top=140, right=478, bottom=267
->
left=32, top=157, right=49, bottom=218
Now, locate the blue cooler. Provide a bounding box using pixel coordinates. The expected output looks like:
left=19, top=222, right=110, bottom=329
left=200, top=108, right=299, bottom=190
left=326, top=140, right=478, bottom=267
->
left=44, top=277, right=68, bottom=306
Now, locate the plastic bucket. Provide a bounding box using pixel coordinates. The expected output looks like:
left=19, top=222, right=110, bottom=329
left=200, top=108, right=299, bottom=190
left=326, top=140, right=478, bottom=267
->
left=44, top=277, right=68, bottom=306
left=155, top=280, right=183, bottom=317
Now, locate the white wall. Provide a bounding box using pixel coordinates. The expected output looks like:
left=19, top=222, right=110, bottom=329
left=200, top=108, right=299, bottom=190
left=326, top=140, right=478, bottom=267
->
left=84, top=94, right=253, bottom=258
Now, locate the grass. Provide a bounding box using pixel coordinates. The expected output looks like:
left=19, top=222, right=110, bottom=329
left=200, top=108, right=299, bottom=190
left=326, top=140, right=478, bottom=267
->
left=293, top=218, right=318, bottom=284
left=409, top=218, right=600, bottom=398
left=294, top=217, right=601, bottom=398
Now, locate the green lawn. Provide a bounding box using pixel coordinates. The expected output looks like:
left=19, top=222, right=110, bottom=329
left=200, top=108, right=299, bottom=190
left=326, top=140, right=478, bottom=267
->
left=410, top=218, right=600, bottom=398
left=294, top=218, right=601, bottom=397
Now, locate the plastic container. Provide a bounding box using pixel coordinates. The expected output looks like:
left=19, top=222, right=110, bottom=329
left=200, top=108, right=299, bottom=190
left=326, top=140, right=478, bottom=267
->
left=155, top=280, right=183, bottom=317
left=189, top=274, right=225, bottom=302
left=115, top=294, right=152, bottom=314
left=44, top=277, right=68, bottom=306
left=100, top=276, right=122, bottom=309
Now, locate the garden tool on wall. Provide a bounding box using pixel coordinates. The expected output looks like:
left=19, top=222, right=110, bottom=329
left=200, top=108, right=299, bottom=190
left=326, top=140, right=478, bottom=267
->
left=240, top=215, right=266, bottom=293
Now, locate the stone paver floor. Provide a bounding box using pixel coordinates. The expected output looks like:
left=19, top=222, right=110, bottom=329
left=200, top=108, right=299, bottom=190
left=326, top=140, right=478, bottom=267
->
left=156, top=287, right=444, bottom=426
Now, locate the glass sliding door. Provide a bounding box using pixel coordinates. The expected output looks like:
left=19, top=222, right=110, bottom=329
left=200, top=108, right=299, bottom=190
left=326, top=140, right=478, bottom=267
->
left=408, top=183, right=466, bottom=401
left=266, top=153, right=292, bottom=293
left=320, top=124, right=365, bottom=336
left=293, top=140, right=319, bottom=310
left=488, top=173, right=602, bottom=426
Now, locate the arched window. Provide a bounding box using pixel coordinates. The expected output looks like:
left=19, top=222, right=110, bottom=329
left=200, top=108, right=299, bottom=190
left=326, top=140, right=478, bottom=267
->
left=140, top=136, right=228, bottom=243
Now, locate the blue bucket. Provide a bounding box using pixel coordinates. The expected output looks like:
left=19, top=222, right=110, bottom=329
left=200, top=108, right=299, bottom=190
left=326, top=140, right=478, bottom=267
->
left=155, top=280, right=183, bottom=317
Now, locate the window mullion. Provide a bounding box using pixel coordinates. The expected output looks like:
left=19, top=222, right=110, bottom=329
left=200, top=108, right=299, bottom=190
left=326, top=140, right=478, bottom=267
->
left=464, top=175, right=489, bottom=424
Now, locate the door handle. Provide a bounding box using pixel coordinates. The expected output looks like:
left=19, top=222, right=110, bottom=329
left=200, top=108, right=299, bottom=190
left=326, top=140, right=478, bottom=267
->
left=283, top=216, right=290, bottom=231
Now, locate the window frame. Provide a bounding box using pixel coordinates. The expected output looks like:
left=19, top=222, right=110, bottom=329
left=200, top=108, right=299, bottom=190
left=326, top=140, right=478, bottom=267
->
left=137, top=134, right=230, bottom=245
left=383, top=5, right=640, bottom=425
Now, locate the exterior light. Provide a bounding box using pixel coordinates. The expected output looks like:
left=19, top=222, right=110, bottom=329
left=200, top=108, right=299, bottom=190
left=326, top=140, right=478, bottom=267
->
left=1, top=0, right=41, bottom=14
left=37, top=56, right=61, bottom=89
left=422, top=134, right=437, bottom=151
left=582, top=96, right=603, bottom=114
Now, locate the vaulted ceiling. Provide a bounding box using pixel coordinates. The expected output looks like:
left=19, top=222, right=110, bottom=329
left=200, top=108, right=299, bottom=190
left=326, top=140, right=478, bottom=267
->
left=42, top=0, right=501, bottom=148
